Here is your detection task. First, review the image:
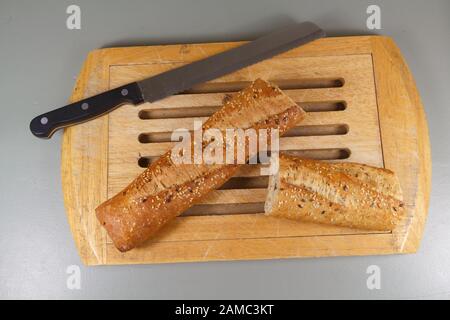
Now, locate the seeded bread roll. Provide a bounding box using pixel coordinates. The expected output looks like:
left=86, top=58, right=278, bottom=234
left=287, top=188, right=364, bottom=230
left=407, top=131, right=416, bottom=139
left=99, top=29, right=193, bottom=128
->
left=96, top=79, right=306, bottom=252
left=264, top=154, right=405, bottom=231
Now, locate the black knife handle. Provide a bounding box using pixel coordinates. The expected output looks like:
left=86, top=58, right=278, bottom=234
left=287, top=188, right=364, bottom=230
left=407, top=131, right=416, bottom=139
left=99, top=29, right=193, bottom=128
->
left=29, top=82, right=144, bottom=138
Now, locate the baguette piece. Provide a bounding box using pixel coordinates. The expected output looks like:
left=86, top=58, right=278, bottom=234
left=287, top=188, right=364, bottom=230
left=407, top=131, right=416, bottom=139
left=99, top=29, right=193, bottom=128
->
left=264, top=154, right=405, bottom=231
left=96, top=79, right=306, bottom=252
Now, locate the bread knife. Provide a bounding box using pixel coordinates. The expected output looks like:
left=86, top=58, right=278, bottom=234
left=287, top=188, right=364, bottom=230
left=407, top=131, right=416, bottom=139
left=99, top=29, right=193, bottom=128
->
left=29, top=22, right=325, bottom=138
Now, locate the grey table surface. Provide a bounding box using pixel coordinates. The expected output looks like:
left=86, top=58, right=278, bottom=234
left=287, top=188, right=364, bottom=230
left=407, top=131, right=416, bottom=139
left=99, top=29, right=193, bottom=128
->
left=0, top=0, right=449, bottom=299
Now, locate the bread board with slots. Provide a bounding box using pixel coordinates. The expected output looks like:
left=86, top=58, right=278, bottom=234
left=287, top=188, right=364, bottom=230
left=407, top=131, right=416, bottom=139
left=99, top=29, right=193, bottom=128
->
left=62, top=36, right=431, bottom=265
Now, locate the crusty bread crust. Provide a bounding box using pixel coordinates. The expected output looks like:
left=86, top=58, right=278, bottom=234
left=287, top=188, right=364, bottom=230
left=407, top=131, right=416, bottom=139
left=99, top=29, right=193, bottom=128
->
left=96, top=79, right=306, bottom=252
left=265, top=154, right=405, bottom=231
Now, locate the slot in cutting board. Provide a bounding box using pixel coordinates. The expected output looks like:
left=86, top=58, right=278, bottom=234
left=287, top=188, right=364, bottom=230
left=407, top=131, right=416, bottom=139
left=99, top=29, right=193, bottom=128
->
left=62, top=36, right=431, bottom=265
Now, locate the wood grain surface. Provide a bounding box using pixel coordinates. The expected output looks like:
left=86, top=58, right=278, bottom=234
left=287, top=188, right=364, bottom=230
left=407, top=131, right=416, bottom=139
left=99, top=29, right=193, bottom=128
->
left=61, top=36, right=431, bottom=265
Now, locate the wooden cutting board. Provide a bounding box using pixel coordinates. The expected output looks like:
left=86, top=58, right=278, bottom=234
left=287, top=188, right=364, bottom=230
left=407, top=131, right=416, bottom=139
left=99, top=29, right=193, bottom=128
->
left=62, top=36, right=431, bottom=265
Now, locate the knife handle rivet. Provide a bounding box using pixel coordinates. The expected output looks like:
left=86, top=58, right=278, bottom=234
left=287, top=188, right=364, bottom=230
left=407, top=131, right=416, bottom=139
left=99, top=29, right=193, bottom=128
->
left=81, top=102, right=89, bottom=110
left=40, top=117, right=48, bottom=125
left=121, top=89, right=128, bottom=96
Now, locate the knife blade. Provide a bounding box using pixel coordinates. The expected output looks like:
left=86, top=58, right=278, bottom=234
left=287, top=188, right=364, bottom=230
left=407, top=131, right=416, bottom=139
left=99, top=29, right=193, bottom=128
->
left=30, top=22, right=325, bottom=138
